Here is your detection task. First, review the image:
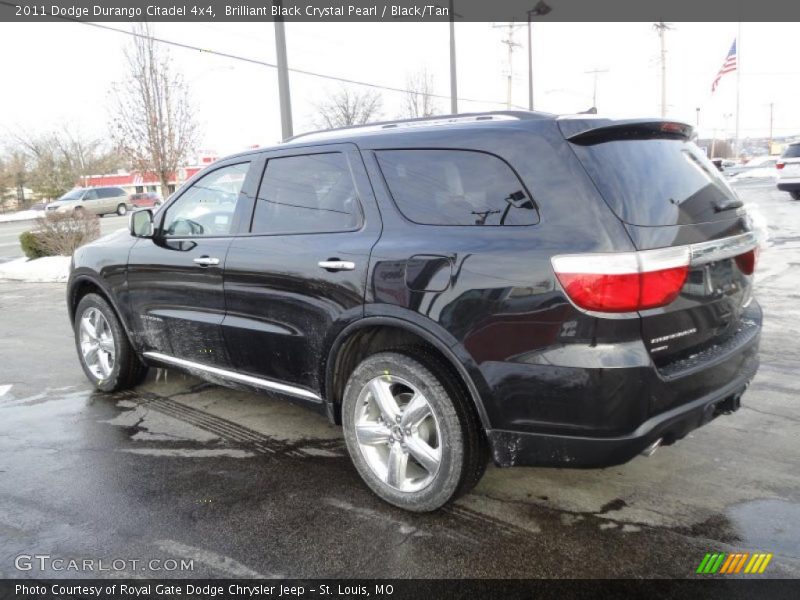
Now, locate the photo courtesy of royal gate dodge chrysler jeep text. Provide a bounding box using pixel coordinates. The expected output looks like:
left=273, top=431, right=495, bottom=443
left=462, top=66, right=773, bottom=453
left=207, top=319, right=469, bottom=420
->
left=67, top=112, right=761, bottom=512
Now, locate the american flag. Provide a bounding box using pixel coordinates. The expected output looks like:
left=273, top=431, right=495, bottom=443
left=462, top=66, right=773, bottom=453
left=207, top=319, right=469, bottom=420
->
left=711, top=39, right=737, bottom=93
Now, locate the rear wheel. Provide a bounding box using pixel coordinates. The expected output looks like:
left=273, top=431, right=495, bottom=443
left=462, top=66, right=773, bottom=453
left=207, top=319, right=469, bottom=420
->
left=74, top=293, right=147, bottom=392
left=342, top=351, right=487, bottom=512
left=790, top=191, right=800, bottom=201
left=116, top=203, right=128, bottom=216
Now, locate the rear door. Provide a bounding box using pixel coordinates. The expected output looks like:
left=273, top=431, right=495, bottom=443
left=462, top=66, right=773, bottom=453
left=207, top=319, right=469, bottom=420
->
left=222, top=144, right=381, bottom=397
left=563, top=119, right=758, bottom=368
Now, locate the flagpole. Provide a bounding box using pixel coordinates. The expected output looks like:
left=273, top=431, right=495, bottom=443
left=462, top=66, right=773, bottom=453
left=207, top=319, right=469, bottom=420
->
left=734, top=22, right=741, bottom=159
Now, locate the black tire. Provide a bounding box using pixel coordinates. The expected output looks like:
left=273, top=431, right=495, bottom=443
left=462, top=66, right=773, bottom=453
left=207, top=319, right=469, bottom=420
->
left=117, top=203, right=128, bottom=216
left=790, top=191, right=800, bottom=201
left=73, top=206, right=84, bottom=214
left=342, top=350, right=487, bottom=512
left=74, top=293, right=147, bottom=392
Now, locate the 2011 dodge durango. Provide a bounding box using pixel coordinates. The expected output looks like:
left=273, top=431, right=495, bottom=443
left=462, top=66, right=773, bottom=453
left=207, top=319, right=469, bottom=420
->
left=67, top=112, right=762, bottom=511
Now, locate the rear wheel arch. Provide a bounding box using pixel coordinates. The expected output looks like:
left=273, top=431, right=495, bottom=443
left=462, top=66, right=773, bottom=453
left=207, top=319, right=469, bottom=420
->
left=323, top=316, right=492, bottom=431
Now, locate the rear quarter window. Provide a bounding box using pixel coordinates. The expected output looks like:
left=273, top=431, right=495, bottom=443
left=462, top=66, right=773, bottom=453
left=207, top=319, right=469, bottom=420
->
left=375, top=149, right=538, bottom=226
left=782, top=145, right=800, bottom=159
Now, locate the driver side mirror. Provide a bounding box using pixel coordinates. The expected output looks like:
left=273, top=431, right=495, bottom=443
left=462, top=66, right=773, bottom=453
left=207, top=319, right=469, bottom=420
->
left=130, top=209, right=154, bottom=238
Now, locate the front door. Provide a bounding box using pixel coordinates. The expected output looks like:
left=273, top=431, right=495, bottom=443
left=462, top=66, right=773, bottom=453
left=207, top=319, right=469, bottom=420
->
left=126, top=160, right=257, bottom=369
left=222, top=144, right=381, bottom=397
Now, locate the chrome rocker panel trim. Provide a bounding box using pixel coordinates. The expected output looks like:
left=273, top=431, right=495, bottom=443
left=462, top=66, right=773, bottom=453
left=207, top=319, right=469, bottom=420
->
left=142, top=351, right=322, bottom=402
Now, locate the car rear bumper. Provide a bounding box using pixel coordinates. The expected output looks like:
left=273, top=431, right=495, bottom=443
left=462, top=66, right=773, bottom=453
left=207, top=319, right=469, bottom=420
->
left=777, top=180, right=800, bottom=191
left=488, top=365, right=755, bottom=467
left=484, top=302, right=761, bottom=468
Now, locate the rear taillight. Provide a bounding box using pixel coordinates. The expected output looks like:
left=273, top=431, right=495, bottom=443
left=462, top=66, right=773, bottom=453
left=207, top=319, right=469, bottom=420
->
left=735, top=248, right=758, bottom=275
left=552, top=247, right=690, bottom=313
left=776, top=162, right=785, bottom=170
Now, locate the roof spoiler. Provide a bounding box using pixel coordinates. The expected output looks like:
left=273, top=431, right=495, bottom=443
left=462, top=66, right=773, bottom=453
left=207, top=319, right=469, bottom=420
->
left=558, top=118, right=693, bottom=145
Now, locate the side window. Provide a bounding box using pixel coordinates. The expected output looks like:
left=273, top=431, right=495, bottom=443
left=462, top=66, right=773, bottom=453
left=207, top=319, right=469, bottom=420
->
left=83, top=189, right=98, bottom=201
left=97, top=188, right=116, bottom=199
left=376, top=149, right=538, bottom=226
left=162, top=162, right=250, bottom=237
left=251, top=153, right=360, bottom=235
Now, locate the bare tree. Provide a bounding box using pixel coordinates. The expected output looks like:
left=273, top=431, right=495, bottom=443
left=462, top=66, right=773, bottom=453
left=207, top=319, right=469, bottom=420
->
left=6, top=129, right=123, bottom=200
left=314, top=86, right=383, bottom=130
left=403, top=68, right=439, bottom=118
left=110, top=23, right=198, bottom=197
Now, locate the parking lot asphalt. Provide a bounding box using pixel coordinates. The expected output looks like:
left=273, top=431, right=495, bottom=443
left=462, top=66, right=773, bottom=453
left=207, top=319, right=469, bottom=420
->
left=0, top=215, right=129, bottom=261
left=0, top=186, right=798, bottom=579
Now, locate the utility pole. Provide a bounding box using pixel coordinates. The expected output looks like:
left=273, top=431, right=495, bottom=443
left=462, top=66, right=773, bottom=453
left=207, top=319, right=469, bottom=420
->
left=274, top=1, right=293, bottom=140
left=769, top=102, right=774, bottom=148
left=584, top=68, right=608, bottom=111
left=654, top=22, right=672, bottom=118
left=449, top=0, right=457, bottom=114
left=494, top=22, right=524, bottom=110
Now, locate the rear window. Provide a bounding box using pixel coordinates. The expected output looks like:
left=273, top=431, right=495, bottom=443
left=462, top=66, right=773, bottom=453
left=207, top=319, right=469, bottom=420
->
left=570, top=139, right=742, bottom=226
left=376, top=149, right=538, bottom=226
left=782, top=144, right=800, bottom=159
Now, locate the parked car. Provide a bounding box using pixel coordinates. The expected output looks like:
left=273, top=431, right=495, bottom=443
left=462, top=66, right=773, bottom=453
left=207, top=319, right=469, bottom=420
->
left=47, top=187, right=131, bottom=216
left=67, top=112, right=761, bottom=512
left=130, top=192, right=163, bottom=209
left=777, top=142, right=800, bottom=200
left=728, top=158, right=780, bottom=181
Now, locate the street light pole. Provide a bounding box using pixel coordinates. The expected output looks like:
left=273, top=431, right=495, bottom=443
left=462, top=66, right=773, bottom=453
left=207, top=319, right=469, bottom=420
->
left=274, top=2, right=293, bottom=141
left=449, top=0, right=457, bottom=114
left=527, top=17, right=533, bottom=111
left=525, top=2, right=552, bottom=112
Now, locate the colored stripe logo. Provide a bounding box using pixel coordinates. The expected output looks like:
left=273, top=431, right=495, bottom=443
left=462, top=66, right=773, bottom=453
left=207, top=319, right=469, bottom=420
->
left=696, top=552, right=773, bottom=574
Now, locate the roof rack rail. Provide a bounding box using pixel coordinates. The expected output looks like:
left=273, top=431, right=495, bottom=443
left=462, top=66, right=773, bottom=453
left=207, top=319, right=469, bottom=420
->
left=287, top=110, right=550, bottom=143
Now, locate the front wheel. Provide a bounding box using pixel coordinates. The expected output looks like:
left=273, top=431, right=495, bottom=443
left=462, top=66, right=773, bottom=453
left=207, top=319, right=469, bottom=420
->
left=342, top=351, right=487, bottom=512
left=116, top=203, right=128, bottom=216
left=74, top=293, right=147, bottom=392
left=790, top=191, right=800, bottom=201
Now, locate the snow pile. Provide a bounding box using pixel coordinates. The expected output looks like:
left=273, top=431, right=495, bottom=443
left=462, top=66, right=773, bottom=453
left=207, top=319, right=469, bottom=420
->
left=0, top=210, right=41, bottom=223
left=0, top=256, right=70, bottom=282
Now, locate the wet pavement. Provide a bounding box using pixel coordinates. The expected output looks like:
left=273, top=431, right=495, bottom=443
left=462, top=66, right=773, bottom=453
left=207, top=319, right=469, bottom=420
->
left=1, top=186, right=799, bottom=579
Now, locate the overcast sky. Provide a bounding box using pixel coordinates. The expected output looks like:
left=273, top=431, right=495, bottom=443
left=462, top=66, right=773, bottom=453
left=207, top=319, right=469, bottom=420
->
left=0, top=21, right=797, bottom=157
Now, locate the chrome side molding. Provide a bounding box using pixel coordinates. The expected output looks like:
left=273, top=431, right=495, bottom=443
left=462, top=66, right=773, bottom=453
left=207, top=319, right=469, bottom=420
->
left=142, top=351, right=322, bottom=402
left=689, top=232, right=759, bottom=266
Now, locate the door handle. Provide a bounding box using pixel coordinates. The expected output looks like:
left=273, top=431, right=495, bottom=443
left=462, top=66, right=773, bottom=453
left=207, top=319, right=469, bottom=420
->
left=318, top=260, right=355, bottom=271
left=193, top=256, right=220, bottom=266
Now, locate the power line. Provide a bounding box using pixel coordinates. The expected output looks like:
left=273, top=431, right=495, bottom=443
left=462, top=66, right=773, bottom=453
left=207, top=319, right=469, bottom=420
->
left=75, top=20, right=526, bottom=109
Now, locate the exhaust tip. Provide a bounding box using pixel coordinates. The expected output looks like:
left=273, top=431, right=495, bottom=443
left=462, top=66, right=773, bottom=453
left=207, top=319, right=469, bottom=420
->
left=641, top=438, right=662, bottom=457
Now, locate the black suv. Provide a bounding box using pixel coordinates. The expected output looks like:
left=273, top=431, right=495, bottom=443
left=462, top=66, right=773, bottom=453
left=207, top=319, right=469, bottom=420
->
left=68, top=112, right=761, bottom=512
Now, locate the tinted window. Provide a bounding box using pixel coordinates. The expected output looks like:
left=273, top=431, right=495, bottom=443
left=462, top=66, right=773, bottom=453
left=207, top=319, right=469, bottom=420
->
left=58, top=189, right=84, bottom=202
left=570, top=139, right=742, bottom=226
left=375, top=149, right=537, bottom=226
left=251, top=153, right=360, bottom=234
left=162, top=162, right=250, bottom=237
left=97, top=188, right=122, bottom=199
left=83, top=189, right=98, bottom=200
left=783, top=144, right=800, bottom=159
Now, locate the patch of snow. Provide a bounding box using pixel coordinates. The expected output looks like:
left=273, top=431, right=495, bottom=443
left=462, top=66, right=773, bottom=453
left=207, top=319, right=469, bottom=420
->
left=0, top=210, right=41, bottom=223
left=0, top=256, right=70, bottom=283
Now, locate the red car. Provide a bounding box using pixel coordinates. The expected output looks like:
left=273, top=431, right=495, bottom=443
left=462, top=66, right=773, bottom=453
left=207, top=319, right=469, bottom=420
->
left=129, top=192, right=163, bottom=208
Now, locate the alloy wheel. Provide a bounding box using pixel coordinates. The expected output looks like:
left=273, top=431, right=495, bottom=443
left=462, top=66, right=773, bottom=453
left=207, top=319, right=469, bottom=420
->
left=353, top=375, right=442, bottom=492
left=79, top=307, right=116, bottom=380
